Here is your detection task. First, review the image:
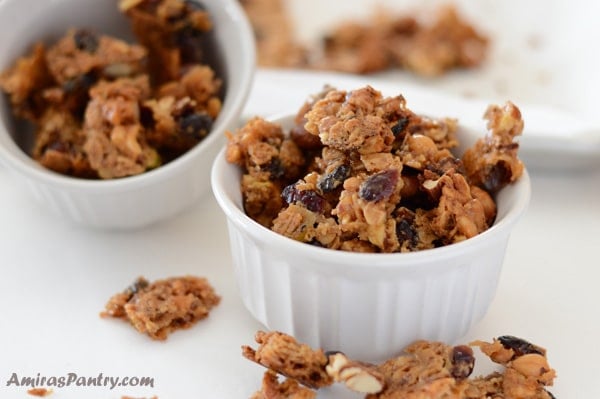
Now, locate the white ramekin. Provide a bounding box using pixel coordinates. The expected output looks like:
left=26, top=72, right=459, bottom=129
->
left=0, top=0, right=255, bottom=229
left=212, top=114, right=531, bottom=361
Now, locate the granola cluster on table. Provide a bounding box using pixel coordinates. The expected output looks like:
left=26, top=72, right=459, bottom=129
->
left=226, top=85, right=523, bottom=253
left=0, top=0, right=222, bottom=179
left=243, top=330, right=557, bottom=399
left=101, top=276, right=220, bottom=340
left=240, top=0, right=488, bottom=76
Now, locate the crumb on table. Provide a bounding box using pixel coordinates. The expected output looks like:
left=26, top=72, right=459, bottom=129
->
left=102, top=276, right=220, bottom=340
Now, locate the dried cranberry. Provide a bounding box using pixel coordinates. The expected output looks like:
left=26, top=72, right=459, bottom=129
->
left=178, top=112, right=213, bottom=139
left=73, top=29, right=99, bottom=53
left=359, top=169, right=399, bottom=202
left=498, top=335, right=545, bottom=357
left=282, top=184, right=326, bottom=213
left=450, top=345, right=475, bottom=379
left=318, top=164, right=350, bottom=193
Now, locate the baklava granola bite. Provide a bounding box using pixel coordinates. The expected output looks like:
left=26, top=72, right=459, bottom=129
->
left=226, top=85, right=523, bottom=253
left=242, top=331, right=557, bottom=399
left=0, top=0, right=223, bottom=180
left=101, top=276, right=220, bottom=340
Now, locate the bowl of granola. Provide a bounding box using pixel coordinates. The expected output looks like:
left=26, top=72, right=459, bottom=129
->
left=212, top=85, right=530, bottom=360
left=0, top=0, right=254, bottom=229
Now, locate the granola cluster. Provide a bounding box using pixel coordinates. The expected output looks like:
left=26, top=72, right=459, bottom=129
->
left=101, top=276, right=220, bottom=340
left=243, top=331, right=557, bottom=399
left=240, top=1, right=488, bottom=76
left=0, top=0, right=222, bottom=179
left=226, top=86, right=524, bottom=253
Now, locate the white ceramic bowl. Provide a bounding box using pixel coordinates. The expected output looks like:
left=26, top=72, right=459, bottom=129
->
left=212, top=114, right=531, bottom=361
left=0, top=0, right=255, bottom=229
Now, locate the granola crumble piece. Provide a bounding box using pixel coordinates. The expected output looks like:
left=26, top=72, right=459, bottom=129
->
left=360, top=340, right=474, bottom=399
left=102, top=276, right=220, bottom=340
left=121, top=0, right=213, bottom=82
left=423, top=169, right=490, bottom=244
left=45, top=29, right=147, bottom=85
left=242, top=332, right=557, bottom=399
left=143, top=65, right=221, bottom=159
left=240, top=0, right=308, bottom=68
left=471, top=337, right=557, bottom=399
left=242, top=331, right=334, bottom=389
left=315, top=15, right=394, bottom=74
left=250, top=370, right=316, bottom=399
left=242, top=172, right=284, bottom=227
left=398, top=5, right=489, bottom=77
left=157, top=65, right=222, bottom=119
left=463, top=101, right=524, bottom=193
left=32, top=109, right=95, bottom=178
left=83, top=76, right=160, bottom=179
left=226, top=117, right=308, bottom=226
left=304, top=87, right=403, bottom=155
left=310, top=5, right=487, bottom=77
left=0, top=43, right=53, bottom=121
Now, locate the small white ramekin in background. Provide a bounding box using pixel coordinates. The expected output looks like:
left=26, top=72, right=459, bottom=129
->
left=0, top=0, right=255, bottom=229
left=212, top=114, right=531, bottom=361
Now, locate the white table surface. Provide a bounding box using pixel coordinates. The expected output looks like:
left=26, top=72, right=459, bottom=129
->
left=1, top=67, right=599, bottom=398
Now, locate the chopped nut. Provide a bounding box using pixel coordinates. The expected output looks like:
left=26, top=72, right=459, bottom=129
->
left=326, top=352, right=385, bottom=394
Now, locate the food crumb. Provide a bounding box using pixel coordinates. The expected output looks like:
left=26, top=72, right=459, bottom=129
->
left=27, top=388, right=52, bottom=397
left=102, top=276, right=220, bottom=340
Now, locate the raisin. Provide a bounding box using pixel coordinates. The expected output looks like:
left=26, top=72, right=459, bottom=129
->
left=45, top=141, right=68, bottom=153
left=262, top=158, right=285, bottom=179
left=62, top=73, right=96, bottom=93
left=178, top=112, right=213, bottom=139
left=282, top=184, right=326, bottom=213
left=482, top=162, right=511, bottom=193
left=124, top=277, right=149, bottom=299
left=497, top=335, right=545, bottom=357
left=359, top=169, right=399, bottom=202
left=184, top=0, right=206, bottom=10
left=176, top=26, right=204, bottom=64
left=391, top=117, right=409, bottom=137
left=450, top=345, right=475, bottom=379
left=396, top=218, right=417, bottom=246
left=318, top=164, right=350, bottom=193
left=139, top=105, right=155, bottom=129
left=73, top=29, right=99, bottom=53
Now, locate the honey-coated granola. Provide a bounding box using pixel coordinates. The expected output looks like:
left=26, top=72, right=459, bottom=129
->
left=102, top=276, right=220, bottom=340
left=243, top=331, right=557, bottom=399
left=0, top=0, right=222, bottom=179
left=240, top=1, right=488, bottom=76
left=226, top=86, right=524, bottom=253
